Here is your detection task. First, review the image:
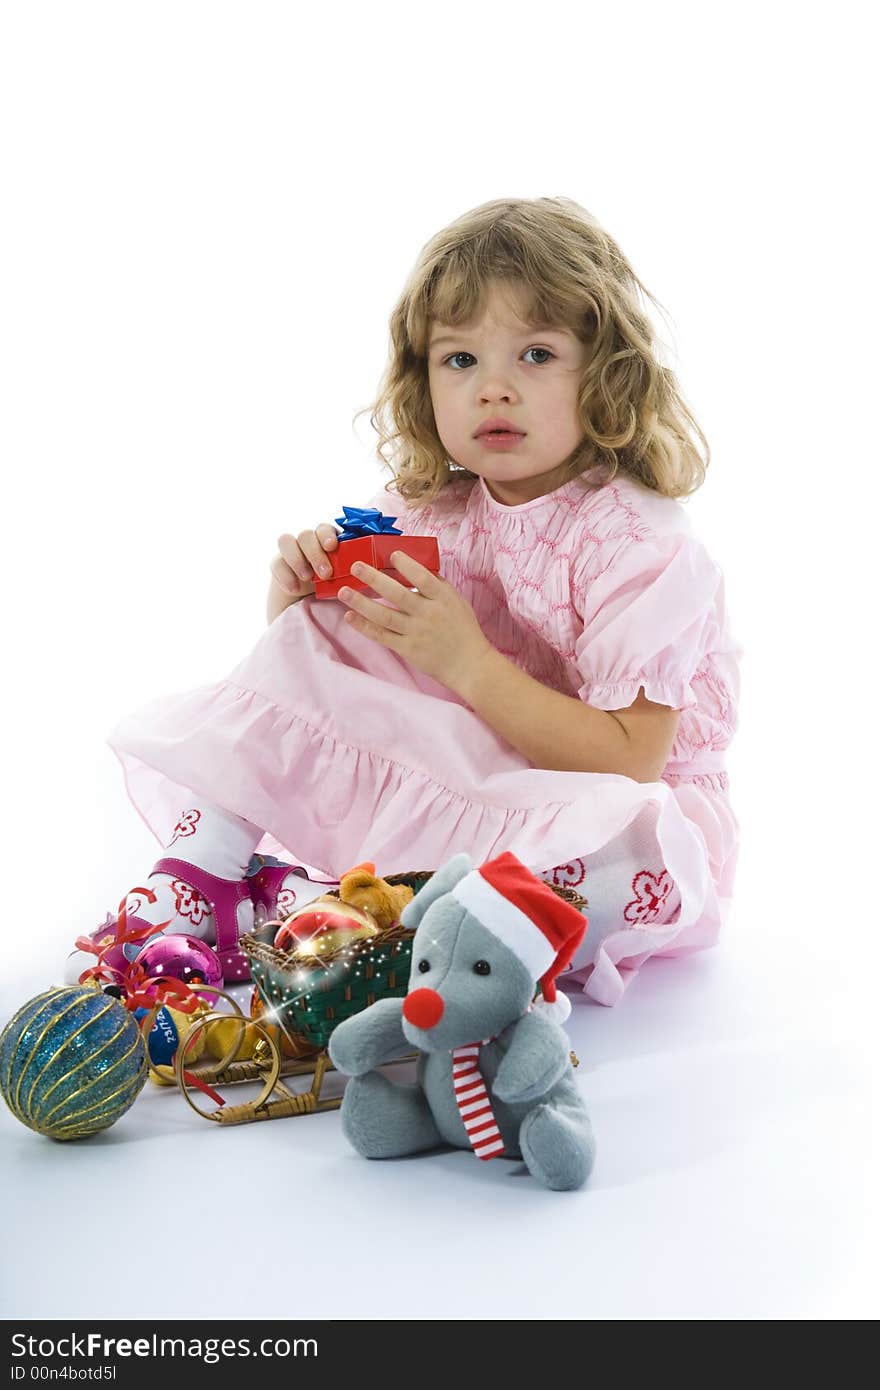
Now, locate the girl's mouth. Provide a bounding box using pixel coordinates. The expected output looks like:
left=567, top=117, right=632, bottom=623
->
left=477, top=431, right=525, bottom=449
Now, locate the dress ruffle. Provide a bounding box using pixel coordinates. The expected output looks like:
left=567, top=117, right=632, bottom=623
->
left=577, top=675, right=700, bottom=712
left=107, top=597, right=737, bottom=1006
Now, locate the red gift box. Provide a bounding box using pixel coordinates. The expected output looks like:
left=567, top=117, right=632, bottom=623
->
left=312, top=535, right=441, bottom=599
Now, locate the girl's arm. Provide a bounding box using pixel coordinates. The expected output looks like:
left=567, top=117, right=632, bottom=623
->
left=455, top=650, right=680, bottom=781
left=332, top=542, right=682, bottom=778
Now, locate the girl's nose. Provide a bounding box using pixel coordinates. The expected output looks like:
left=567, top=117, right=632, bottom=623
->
left=402, top=988, right=445, bottom=1030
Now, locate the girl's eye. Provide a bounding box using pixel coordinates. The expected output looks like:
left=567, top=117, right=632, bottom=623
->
left=443, top=347, right=555, bottom=369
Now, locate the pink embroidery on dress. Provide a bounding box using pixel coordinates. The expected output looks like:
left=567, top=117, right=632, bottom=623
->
left=169, top=809, right=201, bottom=845
left=380, top=472, right=737, bottom=793
left=542, top=858, right=588, bottom=889
left=624, top=869, right=674, bottom=925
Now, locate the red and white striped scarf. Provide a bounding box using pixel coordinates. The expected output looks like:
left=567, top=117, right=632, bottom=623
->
left=451, top=1042, right=505, bottom=1160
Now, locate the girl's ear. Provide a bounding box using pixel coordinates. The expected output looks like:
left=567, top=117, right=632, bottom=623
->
left=400, top=852, right=473, bottom=930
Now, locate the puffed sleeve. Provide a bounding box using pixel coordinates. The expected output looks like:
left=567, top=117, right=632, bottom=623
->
left=572, top=530, right=723, bottom=711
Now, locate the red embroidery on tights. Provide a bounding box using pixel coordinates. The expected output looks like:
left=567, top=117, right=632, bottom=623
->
left=170, top=809, right=201, bottom=846
left=542, top=858, right=588, bottom=889
left=276, top=885, right=298, bottom=917
left=170, top=879, right=212, bottom=929
left=624, top=869, right=674, bottom=925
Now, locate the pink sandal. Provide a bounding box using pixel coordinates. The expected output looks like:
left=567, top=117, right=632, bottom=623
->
left=246, top=854, right=338, bottom=928
left=149, top=856, right=255, bottom=983
left=76, top=856, right=340, bottom=990
left=76, top=860, right=254, bottom=986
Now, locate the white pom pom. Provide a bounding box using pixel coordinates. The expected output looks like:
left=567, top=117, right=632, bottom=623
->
left=532, top=992, right=571, bottom=1025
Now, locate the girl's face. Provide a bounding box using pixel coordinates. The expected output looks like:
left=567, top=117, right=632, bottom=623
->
left=427, top=280, right=589, bottom=506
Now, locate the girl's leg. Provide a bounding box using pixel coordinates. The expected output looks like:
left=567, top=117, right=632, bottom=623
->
left=121, top=801, right=263, bottom=943
left=64, top=800, right=320, bottom=983
left=539, top=804, right=682, bottom=983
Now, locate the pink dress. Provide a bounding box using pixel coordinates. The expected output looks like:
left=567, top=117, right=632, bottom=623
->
left=107, top=470, right=741, bottom=1006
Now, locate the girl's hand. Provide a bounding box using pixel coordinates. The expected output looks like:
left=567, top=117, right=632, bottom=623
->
left=337, top=551, right=493, bottom=695
left=270, top=524, right=341, bottom=599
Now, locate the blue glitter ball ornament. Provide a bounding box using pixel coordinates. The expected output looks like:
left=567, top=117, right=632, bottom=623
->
left=0, top=985, right=148, bottom=1140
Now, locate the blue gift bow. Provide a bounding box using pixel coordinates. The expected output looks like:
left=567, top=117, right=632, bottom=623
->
left=333, top=505, right=403, bottom=542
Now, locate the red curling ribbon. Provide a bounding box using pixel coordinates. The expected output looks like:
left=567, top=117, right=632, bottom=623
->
left=183, top=1071, right=226, bottom=1108
left=77, top=964, right=117, bottom=988
left=124, top=980, right=201, bottom=1015
left=78, top=957, right=206, bottom=1017
left=118, top=961, right=205, bottom=1015
left=74, top=886, right=173, bottom=961
left=73, top=888, right=227, bottom=1108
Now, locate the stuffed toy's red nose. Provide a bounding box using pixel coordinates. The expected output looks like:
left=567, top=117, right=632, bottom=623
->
left=403, top=988, right=445, bottom=1030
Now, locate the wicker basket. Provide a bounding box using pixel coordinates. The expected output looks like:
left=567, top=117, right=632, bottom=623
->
left=240, top=869, right=587, bottom=1054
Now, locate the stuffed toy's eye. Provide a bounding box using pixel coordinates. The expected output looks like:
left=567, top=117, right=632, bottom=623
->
left=418, top=959, right=431, bottom=973
left=473, top=960, right=491, bottom=976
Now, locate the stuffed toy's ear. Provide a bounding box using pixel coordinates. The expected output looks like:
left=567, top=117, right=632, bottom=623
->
left=400, top=852, right=473, bottom=930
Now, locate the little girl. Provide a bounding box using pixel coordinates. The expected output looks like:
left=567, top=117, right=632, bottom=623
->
left=74, top=196, right=741, bottom=1008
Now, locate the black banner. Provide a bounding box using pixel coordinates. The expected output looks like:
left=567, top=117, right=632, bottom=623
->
left=4, top=1323, right=338, bottom=1385
left=4, top=1322, right=544, bottom=1384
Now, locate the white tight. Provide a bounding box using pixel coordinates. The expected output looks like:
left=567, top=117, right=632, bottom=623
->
left=125, top=798, right=680, bottom=980
left=539, top=804, right=681, bottom=980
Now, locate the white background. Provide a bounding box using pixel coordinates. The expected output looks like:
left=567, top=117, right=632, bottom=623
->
left=0, top=1, right=876, bottom=1322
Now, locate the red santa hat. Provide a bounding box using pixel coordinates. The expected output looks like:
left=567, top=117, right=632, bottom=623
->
left=449, top=851, right=588, bottom=1024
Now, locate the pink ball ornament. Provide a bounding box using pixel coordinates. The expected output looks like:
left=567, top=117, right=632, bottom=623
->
left=134, top=934, right=223, bottom=1000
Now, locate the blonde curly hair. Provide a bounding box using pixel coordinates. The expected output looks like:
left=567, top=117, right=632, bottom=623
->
left=354, top=196, right=709, bottom=508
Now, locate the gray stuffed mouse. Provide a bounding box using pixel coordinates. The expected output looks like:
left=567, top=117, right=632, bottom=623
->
left=327, top=850, right=596, bottom=1190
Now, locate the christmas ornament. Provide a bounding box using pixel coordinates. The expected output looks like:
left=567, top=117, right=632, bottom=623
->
left=290, top=926, right=378, bottom=959
left=134, top=1001, right=211, bottom=1068
left=274, top=893, right=377, bottom=945
left=134, top=934, right=224, bottom=999
left=0, top=985, right=148, bottom=1140
left=271, top=862, right=411, bottom=953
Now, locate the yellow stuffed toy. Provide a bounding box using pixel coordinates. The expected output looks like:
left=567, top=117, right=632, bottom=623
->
left=336, top=862, right=414, bottom=925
